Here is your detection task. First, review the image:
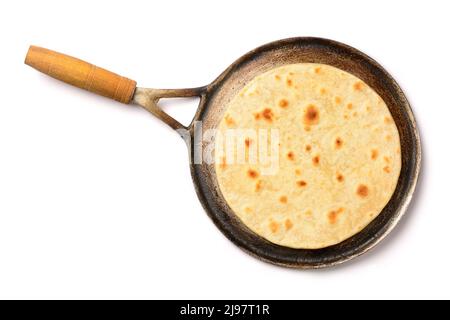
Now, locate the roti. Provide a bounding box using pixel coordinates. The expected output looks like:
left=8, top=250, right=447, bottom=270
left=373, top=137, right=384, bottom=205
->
left=214, top=63, right=401, bottom=249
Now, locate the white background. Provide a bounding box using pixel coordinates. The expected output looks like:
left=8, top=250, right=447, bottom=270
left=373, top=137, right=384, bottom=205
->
left=0, top=0, right=447, bottom=299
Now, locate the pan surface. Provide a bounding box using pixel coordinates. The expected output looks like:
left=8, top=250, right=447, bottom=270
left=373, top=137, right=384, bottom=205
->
left=189, top=37, right=420, bottom=268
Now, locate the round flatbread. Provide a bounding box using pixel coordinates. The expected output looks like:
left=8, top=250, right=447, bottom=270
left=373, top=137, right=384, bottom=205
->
left=214, top=63, right=401, bottom=249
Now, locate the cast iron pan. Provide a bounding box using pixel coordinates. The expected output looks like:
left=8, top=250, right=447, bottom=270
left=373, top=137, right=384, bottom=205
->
left=25, top=37, right=421, bottom=268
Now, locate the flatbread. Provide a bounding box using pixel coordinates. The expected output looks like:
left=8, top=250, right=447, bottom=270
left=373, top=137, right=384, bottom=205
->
left=214, top=63, right=401, bottom=249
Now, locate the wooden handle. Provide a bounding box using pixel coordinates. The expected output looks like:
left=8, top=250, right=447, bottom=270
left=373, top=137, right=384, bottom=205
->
left=25, top=46, right=136, bottom=104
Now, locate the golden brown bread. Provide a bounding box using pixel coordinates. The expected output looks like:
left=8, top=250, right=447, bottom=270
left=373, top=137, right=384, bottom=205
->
left=215, top=63, right=401, bottom=249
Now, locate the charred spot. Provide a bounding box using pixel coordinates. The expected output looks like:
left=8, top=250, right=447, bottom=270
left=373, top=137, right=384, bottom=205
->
left=255, top=180, right=262, bottom=192
left=219, top=156, right=227, bottom=169
left=312, top=155, right=320, bottom=166
left=278, top=99, right=289, bottom=108
left=335, top=137, right=343, bottom=149
left=269, top=221, right=279, bottom=233
left=247, top=169, right=259, bottom=179
left=328, top=208, right=344, bottom=224
left=383, top=166, right=391, bottom=173
left=262, top=108, right=274, bottom=122
left=254, top=112, right=261, bottom=120
left=286, top=79, right=293, bottom=87
left=353, top=81, right=364, bottom=91
left=371, top=149, right=378, bottom=160
left=224, top=114, right=235, bottom=126
left=357, top=184, right=369, bottom=198
left=303, top=104, right=320, bottom=125
left=347, top=103, right=353, bottom=110
left=279, top=196, right=288, bottom=204
left=314, top=67, right=321, bottom=74
left=305, top=144, right=312, bottom=152
left=287, top=151, right=295, bottom=161
left=285, top=219, right=293, bottom=231
left=336, top=173, right=344, bottom=182
left=297, top=180, right=307, bottom=187
left=245, top=138, right=252, bottom=148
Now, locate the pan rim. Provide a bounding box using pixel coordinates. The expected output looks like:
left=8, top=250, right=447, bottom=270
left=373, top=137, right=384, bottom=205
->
left=189, top=36, right=421, bottom=269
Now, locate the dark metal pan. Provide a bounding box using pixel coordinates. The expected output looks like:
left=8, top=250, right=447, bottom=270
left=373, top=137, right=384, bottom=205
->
left=25, top=37, right=421, bottom=268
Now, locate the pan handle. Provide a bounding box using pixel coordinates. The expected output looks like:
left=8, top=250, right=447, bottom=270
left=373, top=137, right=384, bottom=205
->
left=25, top=46, right=137, bottom=104
left=132, top=87, right=206, bottom=131
left=25, top=45, right=206, bottom=131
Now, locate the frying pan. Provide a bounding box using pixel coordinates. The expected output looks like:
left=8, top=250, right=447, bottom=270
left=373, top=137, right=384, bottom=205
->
left=25, top=37, right=421, bottom=268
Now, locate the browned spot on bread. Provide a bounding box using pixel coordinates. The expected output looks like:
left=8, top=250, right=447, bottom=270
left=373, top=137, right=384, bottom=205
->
left=371, top=149, right=378, bottom=160
left=244, top=207, right=253, bottom=214
left=225, top=114, right=235, bottom=126
left=286, top=79, right=293, bottom=87
left=275, top=75, right=281, bottom=80
left=312, top=155, right=320, bottom=166
left=347, top=103, right=353, bottom=110
left=353, top=111, right=358, bottom=117
left=305, top=210, right=313, bottom=217
left=219, top=156, right=227, bottom=169
left=386, top=135, right=392, bottom=141
left=245, top=138, right=252, bottom=148
left=335, top=137, right=343, bottom=149
left=295, top=169, right=301, bottom=176
left=247, top=169, right=259, bottom=179
left=297, top=180, right=307, bottom=187
left=279, top=196, right=288, bottom=204
left=336, top=173, right=344, bottom=182
left=384, top=156, right=390, bottom=163
left=255, top=180, right=262, bottom=192
left=269, top=221, right=279, bottom=233
left=353, top=81, right=364, bottom=91
left=254, top=112, right=261, bottom=120
left=304, top=104, right=320, bottom=125
left=328, top=208, right=344, bottom=224
left=262, top=108, right=274, bottom=122
left=334, top=96, right=342, bottom=104
left=288, top=72, right=294, bottom=76
left=304, top=126, right=311, bottom=132
left=357, top=184, right=369, bottom=198
left=366, top=105, right=372, bottom=112
left=305, top=144, right=312, bottom=152
left=383, top=166, right=391, bottom=173
left=319, top=88, right=327, bottom=95
left=344, top=114, right=350, bottom=120
left=314, top=67, right=321, bottom=74
left=285, top=219, right=293, bottom=230
left=384, top=116, right=393, bottom=124
left=287, top=151, right=295, bottom=161
left=278, top=99, right=289, bottom=108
